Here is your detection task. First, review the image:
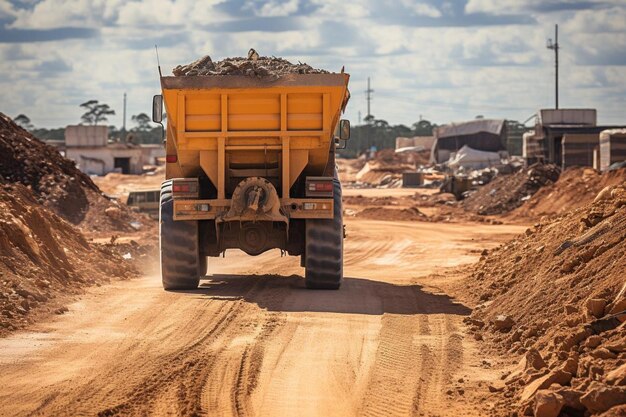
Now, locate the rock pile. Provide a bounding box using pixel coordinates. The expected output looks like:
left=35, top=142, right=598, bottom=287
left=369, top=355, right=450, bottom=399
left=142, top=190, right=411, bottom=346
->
left=173, top=50, right=330, bottom=77
left=512, top=167, right=626, bottom=220
left=459, top=183, right=626, bottom=415
left=0, top=113, right=97, bottom=223
left=463, top=163, right=560, bottom=215
left=0, top=184, right=140, bottom=334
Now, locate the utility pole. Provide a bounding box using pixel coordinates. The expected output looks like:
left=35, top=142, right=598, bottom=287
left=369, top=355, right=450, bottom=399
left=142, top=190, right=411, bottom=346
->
left=546, top=24, right=559, bottom=109
left=122, top=92, right=127, bottom=142
left=358, top=111, right=362, bottom=125
left=365, top=77, right=374, bottom=120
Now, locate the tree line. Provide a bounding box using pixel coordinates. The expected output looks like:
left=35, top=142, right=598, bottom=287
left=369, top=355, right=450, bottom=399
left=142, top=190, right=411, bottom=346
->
left=338, top=116, right=438, bottom=158
left=13, top=99, right=163, bottom=144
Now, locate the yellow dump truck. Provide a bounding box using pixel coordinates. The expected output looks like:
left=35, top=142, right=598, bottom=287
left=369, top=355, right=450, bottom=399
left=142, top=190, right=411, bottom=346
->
left=152, top=73, right=351, bottom=290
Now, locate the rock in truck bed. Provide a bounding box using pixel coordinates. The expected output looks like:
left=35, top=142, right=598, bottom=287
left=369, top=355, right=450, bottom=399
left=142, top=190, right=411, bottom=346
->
left=172, top=50, right=331, bottom=77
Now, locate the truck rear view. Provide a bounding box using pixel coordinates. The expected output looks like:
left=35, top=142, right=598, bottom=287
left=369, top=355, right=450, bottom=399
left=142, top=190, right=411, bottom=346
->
left=152, top=55, right=350, bottom=290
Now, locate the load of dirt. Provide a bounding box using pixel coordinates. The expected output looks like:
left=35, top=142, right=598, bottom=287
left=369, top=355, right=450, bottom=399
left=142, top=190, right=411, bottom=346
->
left=0, top=184, right=151, bottom=335
left=456, top=183, right=626, bottom=415
left=511, top=167, right=626, bottom=219
left=173, top=50, right=330, bottom=77
left=463, top=163, right=560, bottom=215
left=0, top=113, right=150, bottom=233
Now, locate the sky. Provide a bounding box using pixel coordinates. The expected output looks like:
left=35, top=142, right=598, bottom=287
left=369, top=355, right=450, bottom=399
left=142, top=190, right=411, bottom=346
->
left=1, top=0, right=626, bottom=129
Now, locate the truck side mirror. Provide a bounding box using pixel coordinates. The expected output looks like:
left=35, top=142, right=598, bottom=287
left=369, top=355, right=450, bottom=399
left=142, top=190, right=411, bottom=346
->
left=152, top=95, right=163, bottom=123
left=339, top=119, right=350, bottom=140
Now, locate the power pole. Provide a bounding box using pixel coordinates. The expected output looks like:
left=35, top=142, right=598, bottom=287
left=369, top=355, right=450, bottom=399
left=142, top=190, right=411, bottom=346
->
left=546, top=24, right=559, bottom=109
left=365, top=77, right=374, bottom=120
left=358, top=111, right=362, bottom=125
left=122, top=92, right=127, bottom=142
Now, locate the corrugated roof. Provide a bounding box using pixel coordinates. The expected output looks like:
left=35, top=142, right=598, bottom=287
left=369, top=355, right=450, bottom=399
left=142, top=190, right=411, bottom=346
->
left=436, top=119, right=505, bottom=138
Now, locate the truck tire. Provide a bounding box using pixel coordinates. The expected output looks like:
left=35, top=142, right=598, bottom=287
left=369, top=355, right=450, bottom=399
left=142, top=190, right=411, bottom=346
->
left=199, top=255, right=207, bottom=277
left=160, top=180, right=201, bottom=290
left=304, top=175, right=343, bottom=289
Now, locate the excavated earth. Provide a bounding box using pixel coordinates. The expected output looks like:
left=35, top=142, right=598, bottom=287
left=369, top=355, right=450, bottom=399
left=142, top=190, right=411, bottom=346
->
left=463, top=163, right=561, bottom=216
left=0, top=113, right=151, bottom=234
left=0, top=114, right=157, bottom=335
left=451, top=183, right=626, bottom=416
left=0, top=183, right=154, bottom=335
left=510, top=167, right=626, bottom=220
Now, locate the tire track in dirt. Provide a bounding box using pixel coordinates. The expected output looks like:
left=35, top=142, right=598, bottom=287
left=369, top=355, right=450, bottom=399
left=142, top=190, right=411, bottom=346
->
left=360, top=315, right=422, bottom=417
left=19, top=277, right=265, bottom=417
left=412, top=316, right=465, bottom=415
left=199, top=279, right=290, bottom=417
left=0, top=217, right=525, bottom=417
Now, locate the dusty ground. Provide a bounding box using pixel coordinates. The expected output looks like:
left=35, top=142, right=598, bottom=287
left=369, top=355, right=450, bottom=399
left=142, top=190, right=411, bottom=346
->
left=0, top=213, right=524, bottom=417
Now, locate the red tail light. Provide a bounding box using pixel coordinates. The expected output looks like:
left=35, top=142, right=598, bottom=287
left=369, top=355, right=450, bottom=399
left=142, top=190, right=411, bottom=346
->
left=305, top=177, right=334, bottom=197
left=173, top=184, right=190, bottom=193
left=166, top=155, right=178, bottom=163
left=171, top=179, right=198, bottom=199
left=310, top=182, right=333, bottom=192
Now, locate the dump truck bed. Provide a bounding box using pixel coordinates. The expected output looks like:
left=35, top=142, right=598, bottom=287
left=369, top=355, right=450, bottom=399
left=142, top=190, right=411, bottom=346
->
left=161, top=73, right=349, bottom=201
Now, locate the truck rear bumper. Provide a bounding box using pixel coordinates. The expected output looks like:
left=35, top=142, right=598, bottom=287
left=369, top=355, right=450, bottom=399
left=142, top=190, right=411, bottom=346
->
left=173, top=198, right=334, bottom=221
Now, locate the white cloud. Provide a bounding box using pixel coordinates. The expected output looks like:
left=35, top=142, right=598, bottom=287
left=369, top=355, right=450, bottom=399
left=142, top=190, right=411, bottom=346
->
left=116, top=0, right=226, bottom=27
left=1, top=0, right=626, bottom=127
left=465, top=0, right=538, bottom=14
left=465, top=0, right=626, bottom=14
left=564, top=6, right=626, bottom=33
left=400, top=1, right=442, bottom=18
left=309, top=0, right=370, bottom=19
left=9, top=0, right=124, bottom=29
left=0, top=0, right=18, bottom=20
left=244, top=0, right=300, bottom=17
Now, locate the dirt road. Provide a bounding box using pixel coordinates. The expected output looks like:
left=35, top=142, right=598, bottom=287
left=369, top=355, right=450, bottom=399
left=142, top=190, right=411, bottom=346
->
left=0, top=218, right=524, bottom=417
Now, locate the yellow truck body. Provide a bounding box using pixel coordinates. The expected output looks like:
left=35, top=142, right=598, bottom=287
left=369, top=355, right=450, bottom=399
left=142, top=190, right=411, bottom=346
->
left=156, top=72, right=350, bottom=290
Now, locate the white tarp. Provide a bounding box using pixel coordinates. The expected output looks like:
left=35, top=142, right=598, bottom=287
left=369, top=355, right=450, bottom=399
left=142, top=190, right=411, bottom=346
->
left=446, top=145, right=501, bottom=169
left=395, top=146, right=426, bottom=153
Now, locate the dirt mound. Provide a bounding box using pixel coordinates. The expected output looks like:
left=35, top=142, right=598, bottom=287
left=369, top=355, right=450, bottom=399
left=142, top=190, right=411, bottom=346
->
left=0, top=113, right=97, bottom=223
left=0, top=113, right=151, bottom=233
left=458, top=183, right=626, bottom=415
left=337, top=157, right=366, bottom=183
left=355, top=150, right=420, bottom=188
left=463, top=163, right=560, bottom=215
left=355, top=206, right=428, bottom=221
left=511, top=167, right=626, bottom=219
left=0, top=184, right=146, bottom=334
left=173, top=51, right=330, bottom=77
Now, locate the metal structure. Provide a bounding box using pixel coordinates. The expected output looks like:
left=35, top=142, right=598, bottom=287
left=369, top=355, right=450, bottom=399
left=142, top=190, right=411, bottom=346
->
left=546, top=24, right=560, bottom=109
left=365, top=77, right=373, bottom=119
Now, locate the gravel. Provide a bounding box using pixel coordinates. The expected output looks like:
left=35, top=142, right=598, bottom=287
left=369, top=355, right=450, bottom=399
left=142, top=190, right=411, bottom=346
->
left=172, top=50, right=331, bottom=77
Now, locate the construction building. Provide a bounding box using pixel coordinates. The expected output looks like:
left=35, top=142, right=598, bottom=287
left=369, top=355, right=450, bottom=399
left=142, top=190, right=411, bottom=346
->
left=64, top=125, right=145, bottom=175
left=523, top=109, right=625, bottom=169
left=599, top=129, right=626, bottom=171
